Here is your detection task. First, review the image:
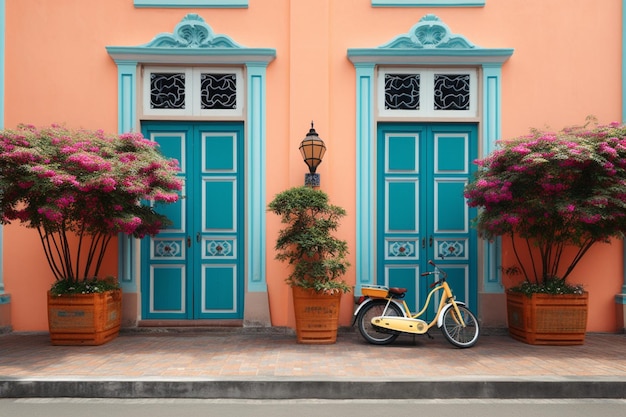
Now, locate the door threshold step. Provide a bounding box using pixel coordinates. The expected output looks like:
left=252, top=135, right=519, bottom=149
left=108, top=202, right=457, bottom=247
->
left=136, top=319, right=243, bottom=328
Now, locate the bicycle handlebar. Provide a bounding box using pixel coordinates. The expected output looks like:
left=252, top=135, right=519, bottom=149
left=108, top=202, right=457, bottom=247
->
left=420, top=260, right=448, bottom=281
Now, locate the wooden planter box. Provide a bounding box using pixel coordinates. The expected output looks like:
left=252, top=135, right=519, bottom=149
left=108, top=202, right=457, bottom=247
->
left=292, top=286, right=341, bottom=344
left=506, top=291, right=588, bottom=345
left=47, top=289, right=122, bottom=346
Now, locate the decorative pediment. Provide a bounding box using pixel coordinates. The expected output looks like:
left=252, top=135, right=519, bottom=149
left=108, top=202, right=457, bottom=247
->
left=379, top=14, right=475, bottom=49
left=106, top=14, right=275, bottom=65
left=143, top=14, right=243, bottom=48
left=347, top=15, right=512, bottom=65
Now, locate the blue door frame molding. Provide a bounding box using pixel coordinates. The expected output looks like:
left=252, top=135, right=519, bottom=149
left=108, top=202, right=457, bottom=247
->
left=619, top=0, right=626, bottom=312
left=106, top=15, right=276, bottom=321
left=347, top=15, right=513, bottom=295
left=134, top=0, right=248, bottom=7
left=0, top=0, right=8, bottom=319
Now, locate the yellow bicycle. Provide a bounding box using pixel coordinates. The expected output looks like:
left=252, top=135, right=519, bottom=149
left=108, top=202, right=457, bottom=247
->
left=354, top=259, right=480, bottom=348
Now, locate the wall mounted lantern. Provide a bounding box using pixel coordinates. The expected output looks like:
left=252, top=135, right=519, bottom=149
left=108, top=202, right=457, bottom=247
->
left=299, top=121, right=326, bottom=187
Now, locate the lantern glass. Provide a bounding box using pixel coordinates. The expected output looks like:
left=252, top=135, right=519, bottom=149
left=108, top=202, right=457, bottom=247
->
left=299, top=123, right=326, bottom=174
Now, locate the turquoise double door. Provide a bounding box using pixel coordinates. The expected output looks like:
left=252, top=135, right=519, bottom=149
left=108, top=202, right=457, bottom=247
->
left=377, top=123, right=478, bottom=316
left=140, top=122, right=244, bottom=320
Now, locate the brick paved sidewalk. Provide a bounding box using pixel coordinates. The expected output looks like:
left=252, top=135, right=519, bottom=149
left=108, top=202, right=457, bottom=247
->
left=1, top=330, right=625, bottom=380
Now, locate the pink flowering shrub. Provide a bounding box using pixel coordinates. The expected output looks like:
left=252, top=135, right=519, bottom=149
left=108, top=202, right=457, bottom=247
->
left=0, top=124, right=182, bottom=290
left=464, top=121, right=626, bottom=293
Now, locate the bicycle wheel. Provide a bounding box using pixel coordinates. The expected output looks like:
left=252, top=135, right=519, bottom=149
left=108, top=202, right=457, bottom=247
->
left=440, top=304, right=480, bottom=348
left=356, top=300, right=403, bottom=345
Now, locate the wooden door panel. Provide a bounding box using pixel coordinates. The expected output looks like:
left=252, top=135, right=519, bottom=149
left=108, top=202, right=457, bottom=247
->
left=203, top=179, right=236, bottom=232
left=201, top=265, right=238, bottom=313
left=150, top=265, right=186, bottom=316
left=141, top=122, right=244, bottom=320
left=378, top=123, right=477, bottom=312
left=386, top=179, right=418, bottom=233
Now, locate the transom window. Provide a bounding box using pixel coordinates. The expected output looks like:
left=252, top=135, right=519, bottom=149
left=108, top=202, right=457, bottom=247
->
left=143, top=67, right=243, bottom=117
left=378, top=68, right=477, bottom=118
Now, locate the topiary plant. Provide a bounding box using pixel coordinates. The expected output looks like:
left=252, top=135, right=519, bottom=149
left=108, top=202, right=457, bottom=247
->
left=268, top=186, right=350, bottom=294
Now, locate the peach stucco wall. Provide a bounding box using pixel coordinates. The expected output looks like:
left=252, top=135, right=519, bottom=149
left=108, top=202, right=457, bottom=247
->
left=3, top=0, right=623, bottom=331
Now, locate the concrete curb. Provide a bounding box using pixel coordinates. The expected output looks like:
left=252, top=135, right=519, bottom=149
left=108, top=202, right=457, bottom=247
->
left=2, top=378, right=625, bottom=399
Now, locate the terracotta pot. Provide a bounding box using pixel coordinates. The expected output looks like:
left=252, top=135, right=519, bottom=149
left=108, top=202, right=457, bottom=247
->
left=506, top=291, right=588, bottom=345
left=47, top=289, right=122, bottom=346
left=292, top=286, right=341, bottom=344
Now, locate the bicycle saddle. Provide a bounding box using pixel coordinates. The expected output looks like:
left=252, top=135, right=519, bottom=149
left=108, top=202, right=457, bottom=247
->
left=388, top=287, right=407, bottom=297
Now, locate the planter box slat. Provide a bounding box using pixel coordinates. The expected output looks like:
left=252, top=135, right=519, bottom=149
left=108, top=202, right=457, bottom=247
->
left=506, top=292, right=588, bottom=345
left=47, top=289, right=122, bottom=346
left=292, top=287, right=340, bottom=344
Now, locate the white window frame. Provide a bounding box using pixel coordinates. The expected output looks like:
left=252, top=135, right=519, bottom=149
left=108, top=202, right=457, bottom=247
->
left=378, top=67, right=478, bottom=118
left=142, top=67, right=244, bottom=117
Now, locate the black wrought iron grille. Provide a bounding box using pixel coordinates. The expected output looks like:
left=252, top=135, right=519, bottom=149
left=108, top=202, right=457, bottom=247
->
left=200, top=73, right=237, bottom=110
left=150, top=73, right=186, bottom=109
left=384, top=73, right=420, bottom=110
left=434, top=74, right=470, bottom=111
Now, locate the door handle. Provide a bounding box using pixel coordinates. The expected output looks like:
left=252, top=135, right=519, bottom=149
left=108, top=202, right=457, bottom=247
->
left=187, top=236, right=191, bottom=248
left=197, top=232, right=201, bottom=243
left=422, top=238, right=425, bottom=248
left=429, top=236, right=433, bottom=247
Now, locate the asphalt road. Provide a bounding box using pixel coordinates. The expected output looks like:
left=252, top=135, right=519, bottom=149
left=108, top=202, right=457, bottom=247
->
left=1, top=398, right=625, bottom=417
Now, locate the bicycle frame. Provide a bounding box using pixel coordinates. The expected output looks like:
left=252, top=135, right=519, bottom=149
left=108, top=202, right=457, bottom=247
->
left=354, top=265, right=467, bottom=335
left=369, top=282, right=466, bottom=335
left=354, top=260, right=480, bottom=347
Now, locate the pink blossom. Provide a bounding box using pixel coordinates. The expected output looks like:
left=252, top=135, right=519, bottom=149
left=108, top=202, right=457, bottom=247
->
left=55, top=195, right=76, bottom=209
left=511, top=164, right=529, bottom=172
left=67, top=153, right=112, bottom=172
left=0, top=123, right=181, bottom=281
left=37, top=207, right=64, bottom=223
left=7, top=150, right=37, bottom=163
left=599, top=142, right=618, bottom=157
left=167, top=178, right=183, bottom=190
left=115, top=216, right=142, bottom=234
left=540, top=182, right=568, bottom=193
left=511, top=145, right=531, bottom=155
left=580, top=214, right=602, bottom=224
left=153, top=191, right=179, bottom=203
left=603, top=162, right=616, bottom=175
left=98, top=176, right=117, bottom=192
left=503, top=213, right=520, bottom=226
left=119, top=153, right=137, bottom=163
left=476, top=179, right=497, bottom=188
left=60, top=146, right=78, bottom=154
left=50, top=174, right=79, bottom=187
